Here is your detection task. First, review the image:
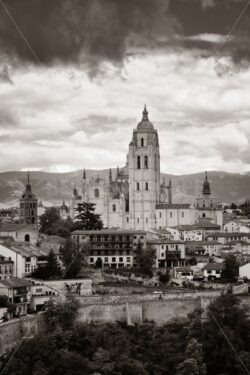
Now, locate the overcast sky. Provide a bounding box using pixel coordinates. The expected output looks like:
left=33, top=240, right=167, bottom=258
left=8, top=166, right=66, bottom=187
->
left=0, top=0, right=250, bottom=175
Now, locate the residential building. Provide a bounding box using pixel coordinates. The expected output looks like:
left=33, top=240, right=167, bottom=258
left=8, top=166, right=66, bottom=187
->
left=207, top=232, right=250, bottom=244
left=185, top=241, right=222, bottom=257
left=0, top=242, right=48, bottom=277
left=147, top=239, right=186, bottom=268
left=71, top=229, right=147, bottom=269
left=0, top=256, right=14, bottom=280
left=223, top=220, right=250, bottom=233
left=239, top=263, right=250, bottom=280
left=202, top=262, right=225, bottom=280
left=0, top=278, right=31, bottom=316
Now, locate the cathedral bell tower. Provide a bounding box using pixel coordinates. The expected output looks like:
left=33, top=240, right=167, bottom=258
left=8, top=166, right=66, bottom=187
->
left=128, top=106, right=160, bottom=230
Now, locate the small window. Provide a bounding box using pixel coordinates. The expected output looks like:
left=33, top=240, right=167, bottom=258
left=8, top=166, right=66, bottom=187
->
left=182, top=212, right=184, bottom=218
left=137, top=218, right=139, bottom=224
left=90, top=257, right=94, bottom=263
left=145, top=182, right=149, bottom=191
left=112, top=204, right=116, bottom=212
left=144, top=155, right=148, bottom=169
left=137, top=182, right=140, bottom=191
left=170, top=212, right=173, bottom=218
left=146, top=218, right=148, bottom=224
left=127, top=257, right=130, bottom=262
left=137, top=156, right=141, bottom=169
left=112, top=257, right=116, bottom=262
left=159, top=212, right=162, bottom=218
left=141, top=138, right=144, bottom=147
left=94, top=188, right=99, bottom=198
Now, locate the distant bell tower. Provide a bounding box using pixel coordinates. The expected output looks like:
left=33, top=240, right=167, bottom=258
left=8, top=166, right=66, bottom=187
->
left=128, top=106, right=160, bottom=230
left=20, top=172, right=38, bottom=225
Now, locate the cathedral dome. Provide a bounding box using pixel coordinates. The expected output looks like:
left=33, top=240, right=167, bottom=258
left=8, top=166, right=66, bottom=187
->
left=137, top=105, right=154, bottom=131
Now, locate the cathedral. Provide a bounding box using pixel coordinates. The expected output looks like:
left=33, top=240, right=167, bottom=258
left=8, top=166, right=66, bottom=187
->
left=70, top=107, right=223, bottom=230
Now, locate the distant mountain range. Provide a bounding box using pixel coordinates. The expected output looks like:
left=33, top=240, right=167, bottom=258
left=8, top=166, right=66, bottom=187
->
left=0, top=169, right=249, bottom=208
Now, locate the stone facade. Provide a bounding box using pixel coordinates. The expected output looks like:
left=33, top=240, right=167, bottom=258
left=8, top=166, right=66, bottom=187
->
left=70, top=107, right=222, bottom=231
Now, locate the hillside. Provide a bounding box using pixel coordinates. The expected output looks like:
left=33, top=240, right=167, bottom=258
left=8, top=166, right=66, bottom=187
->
left=0, top=169, right=249, bottom=208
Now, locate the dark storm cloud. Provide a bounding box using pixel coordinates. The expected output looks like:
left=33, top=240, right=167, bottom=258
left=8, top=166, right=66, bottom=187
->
left=169, top=0, right=250, bottom=64
left=0, top=0, right=250, bottom=69
left=0, top=0, right=178, bottom=67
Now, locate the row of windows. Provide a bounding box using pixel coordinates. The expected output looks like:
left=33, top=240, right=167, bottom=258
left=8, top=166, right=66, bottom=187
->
left=136, top=182, right=149, bottom=191
left=0, top=266, right=12, bottom=273
left=137, top=155, right=149, bottom=169
left=158, top=212, right=185, bottom=219
left=89, top=256, right=131, bottom=263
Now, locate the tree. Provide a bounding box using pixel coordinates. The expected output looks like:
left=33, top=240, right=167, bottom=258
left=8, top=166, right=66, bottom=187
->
left=136, top=243, right=156, bottom=277
left=159, top=271, right=170, bottom=284
left=175, top=338, right=206, bottom=375
left=32, top=249, right=62, bottom=280
left=95, top=258, right=103, bottom=269
left=230, top=202, right=238, bottom=210
left=221, top=255, right=239, bottom=281
left=74, top=203, right=103, bottom=230
left=45, top=297, right=80, bottom=331
left=60, top=237, right=83, bottom=278
left=200, top=294, right=250, bottom=375
left=39, top=207, right=76, bottom=237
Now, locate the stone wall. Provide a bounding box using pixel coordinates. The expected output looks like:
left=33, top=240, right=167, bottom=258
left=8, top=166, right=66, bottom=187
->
left=0, top=313, right=46, bottom=355
left=77, top=293, right=221, bottom=326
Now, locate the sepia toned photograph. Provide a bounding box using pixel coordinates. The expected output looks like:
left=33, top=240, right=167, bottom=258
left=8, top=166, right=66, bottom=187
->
left=0, top=0, right=249, bottom=374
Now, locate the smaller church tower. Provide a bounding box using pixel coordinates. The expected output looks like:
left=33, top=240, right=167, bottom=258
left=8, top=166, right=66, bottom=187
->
left=20, top=172, right=38, bottom=225
left=202, top=171, right=211, bottom=195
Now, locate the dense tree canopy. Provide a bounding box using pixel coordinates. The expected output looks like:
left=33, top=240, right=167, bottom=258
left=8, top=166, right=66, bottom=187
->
left=32, top=249, right=62, bottom=280
left=1, top=295, right=250, bottom=375
left=221, top=255, right=239, bottom=281
left=39, top=207, right=76, bottom=237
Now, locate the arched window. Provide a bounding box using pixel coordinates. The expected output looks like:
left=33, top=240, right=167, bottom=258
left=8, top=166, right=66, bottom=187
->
left=112, top=204, right=116, bottom=212
left=31, top=217, right=35, bottom=224
left=94, top=188, right=99, bottom=198
left=145, top=182, right=149, bottom=191
left=25, top=234, right=30, bottom=243
left=144, top=156, right=148, bottom=169
left=137, top=156, right=141, bottom=169
left=202, top=213, right=206, bottom=218
left=141, top=138, right=144, bottom=147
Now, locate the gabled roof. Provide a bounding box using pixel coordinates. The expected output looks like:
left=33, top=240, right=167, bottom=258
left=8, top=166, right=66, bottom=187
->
left=0, top=278, right=32, bottom=288
left=0, top=224, right=37, bottom=232
left=202, top=262, right=225, bottom=271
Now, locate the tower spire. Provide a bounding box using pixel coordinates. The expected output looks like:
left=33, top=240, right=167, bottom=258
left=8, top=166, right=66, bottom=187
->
left=27, top=171, right=30, bottom=184
left=83, top=169, right=86, bottom=180
left=142, top=105, right=149, bottom=121
left=202, top=171, right=211, bottom=195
